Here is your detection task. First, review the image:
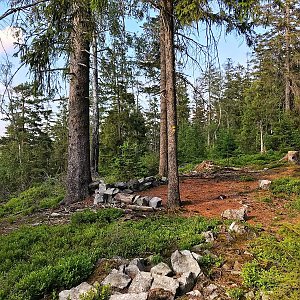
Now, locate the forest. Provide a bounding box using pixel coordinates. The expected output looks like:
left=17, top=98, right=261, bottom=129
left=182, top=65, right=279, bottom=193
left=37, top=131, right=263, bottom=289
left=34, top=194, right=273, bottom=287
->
left=0, top=0, right=300, bottom=300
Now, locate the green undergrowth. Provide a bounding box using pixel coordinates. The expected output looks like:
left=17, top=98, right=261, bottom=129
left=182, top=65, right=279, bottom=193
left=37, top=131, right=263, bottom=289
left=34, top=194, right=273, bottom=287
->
left=215, top=151, right=284, bottom=169
left=0, top=179, right=65, bottom=219
left=0, top=209, right=219, bottom=300
left=242, top=222, right=300, bottom=300
left=271, top=177, right=300, bottom=211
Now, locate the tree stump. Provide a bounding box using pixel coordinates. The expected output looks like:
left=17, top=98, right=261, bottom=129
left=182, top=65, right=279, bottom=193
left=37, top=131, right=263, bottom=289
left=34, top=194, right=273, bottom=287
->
left=281, top=151, right=300, bottom=164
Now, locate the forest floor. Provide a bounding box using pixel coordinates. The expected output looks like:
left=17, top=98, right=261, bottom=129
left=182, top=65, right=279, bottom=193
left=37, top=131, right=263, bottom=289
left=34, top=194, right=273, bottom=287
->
left=1, top=163, right=300, bottom=298
left=141, top=163, right=300, bottom=230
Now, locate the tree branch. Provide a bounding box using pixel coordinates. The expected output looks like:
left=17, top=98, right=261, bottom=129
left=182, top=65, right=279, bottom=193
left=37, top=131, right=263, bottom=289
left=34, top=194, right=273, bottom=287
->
left=0, top=0, right=49, bottom=21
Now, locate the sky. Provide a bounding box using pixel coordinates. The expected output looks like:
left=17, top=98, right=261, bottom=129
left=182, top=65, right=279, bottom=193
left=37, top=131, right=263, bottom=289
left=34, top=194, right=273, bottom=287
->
left=0, top=4, right=251, bottom=137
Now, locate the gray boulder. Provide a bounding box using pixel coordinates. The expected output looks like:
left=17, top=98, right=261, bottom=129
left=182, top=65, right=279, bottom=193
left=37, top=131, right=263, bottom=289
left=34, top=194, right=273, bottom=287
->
left=177, top=272, right=195, bottom=295
left=109, top=293, right=148, bottom=300
left=102, top=269, right=132, bottom=290
left=150, top=262, right=172, bottom=276
left=129, top=258, right=145, bottom=271
left=221, top=206, right=247, bottom=221
left=151, top=274, right=179, bottom=296
left=171, top=250, right=201, bottom=278
left=114, top=182, right=128, bottom=190
left=128, top=271, right=153, bottom=293
left=125, top=264, right=141, bottom=279
left=133, top=196, right=150, bottom=206
left=202, top=231, right=215, bottom=243
left=59, top=282, right=95, bottom=300
left=149, top=197, right=162, bottom=208
left=259, top=180, right=272, bottom=190
left=229, top=221, right=247, bottom=235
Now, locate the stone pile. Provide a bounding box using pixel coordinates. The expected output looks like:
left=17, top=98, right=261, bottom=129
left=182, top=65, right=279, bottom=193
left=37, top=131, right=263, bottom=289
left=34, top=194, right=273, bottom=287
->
left=59, top=248, right=229, bottom=300
left=91, top=177, right=166, bottom=209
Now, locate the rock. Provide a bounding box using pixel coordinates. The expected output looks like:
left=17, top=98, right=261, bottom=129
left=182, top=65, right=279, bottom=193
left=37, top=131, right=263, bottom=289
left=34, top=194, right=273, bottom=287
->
left=191, top=252, right=202, bottom=262
left=160, top=177, right=168, bottom=184
left=148, top=288, right=175, bottom=300
left=114, top=193, right=135, bottom=204
left=129, top=258, right=145, bottom=271
left=50, top=212, right=62, bottom=217
left=125, top=264, right=141, bottom=279
left=191, top=244, right=205, bottom=252
left=151, top=262, right=173, bottom=276
left=245, top=290, right=255, bottom=299
left=128, top=271, right=153, bottom=293
left=258, top=180, right=272, bottom=190
left=109, top=292, right=148, bottom=300
left=151, top=274, right=179, bottom=297
left=171, top=250, right=201, bottom=279
left=145, top=176, right=156, bottom=183
left=203, top=284, right=219, bottom=300
left=123, top=189, right=134, bottom=194
left=149, top=197, right=162, bottom=208
left=134, top=196, right=150, bottom=206
left=202, top=231, right=215, bottom=243
left=186, top=289, right=203, bottom=297
left=140, top=182, right=153, bottom=190
left=221, top=206, right=247, bottom=221
left=59, top=282, right=96, bottom=300
left=102, top=269, right=132, bottom=290
left=114, top=182, right=128, bottom=190
left=89, top=181, right=100, bottom=192
left=128, top=179, right=140, bottom=191
left=177, top=272, right=195, bottom=295
left=104, top=188, right=120, bottom=203
left=229, top=222, right=247, bottom=235
left=94, top=193, right=105, bottom=205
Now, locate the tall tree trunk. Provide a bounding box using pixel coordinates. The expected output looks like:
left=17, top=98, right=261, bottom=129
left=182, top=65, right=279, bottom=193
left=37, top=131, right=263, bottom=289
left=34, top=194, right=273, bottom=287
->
left=163, top=0, right=181, bottom=208
left=259, top=121, right=266, bottom=154
left=284, top=0, right=291, bottom=112
left=91, top=30, right=100, bottom=175
left=159, top=9, right=168, bottom=178
left=66, top=2, right=92, bottom=204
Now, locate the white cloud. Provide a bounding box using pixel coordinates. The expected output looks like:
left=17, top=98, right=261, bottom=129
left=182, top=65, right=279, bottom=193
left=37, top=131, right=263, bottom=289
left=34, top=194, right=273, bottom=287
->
left=0, top=27, right=22, bottom=54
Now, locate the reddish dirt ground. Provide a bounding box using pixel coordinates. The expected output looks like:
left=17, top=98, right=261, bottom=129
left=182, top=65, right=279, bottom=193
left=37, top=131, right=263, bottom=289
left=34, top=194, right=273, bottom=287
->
left=141, top=164, right=300, bottom=230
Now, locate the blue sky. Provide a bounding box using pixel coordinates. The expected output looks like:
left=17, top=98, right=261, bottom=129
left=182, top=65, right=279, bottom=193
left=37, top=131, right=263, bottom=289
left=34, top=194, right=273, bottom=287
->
left=0, top=4, right=251, bottom=136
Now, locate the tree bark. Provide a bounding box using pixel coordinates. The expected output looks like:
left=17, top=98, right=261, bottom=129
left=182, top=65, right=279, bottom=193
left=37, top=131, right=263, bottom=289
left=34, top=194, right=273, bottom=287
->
left=66, top=2, right=92, bottom=204
left=91, top=30, right=100, bottom=175
left=162, top=0, right=181, bottom=208
left=284, top=0, right=291, bottom=112
left=159, top=9, right=168, bottom=178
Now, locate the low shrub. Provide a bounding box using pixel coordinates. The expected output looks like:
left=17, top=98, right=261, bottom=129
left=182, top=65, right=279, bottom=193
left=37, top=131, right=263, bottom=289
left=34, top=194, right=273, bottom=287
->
left=242, top=223, right=300, bottom=299
left=0, top=211, right=219, bottom=300
left=0, top=178, right=65, bottom=218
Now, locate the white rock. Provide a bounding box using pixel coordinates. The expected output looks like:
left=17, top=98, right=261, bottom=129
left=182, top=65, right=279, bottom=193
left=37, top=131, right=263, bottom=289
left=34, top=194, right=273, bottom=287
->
left=150, top=262, right=172, bottom=276
left=128, top=271, right=153, bottom=293
left=149, top=197, right=162, bottom=208
left=109, top=292, right=148, bottom=300
left=102, top=269, right=132, bottom=290
left=59, top=282, right=95, bottom=300
left=221, top=206, right=247, bottom=221
left=187, top=289, right=203, bottom=297
left=229, top=222, right=247, bottom=235
left=151, top=274, right=179, bottom=296
left=171, top=250, right=201, bottom=278
left=259, top=180, right=272, bottom=190
left=202, top=231, right=215, bottom=243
